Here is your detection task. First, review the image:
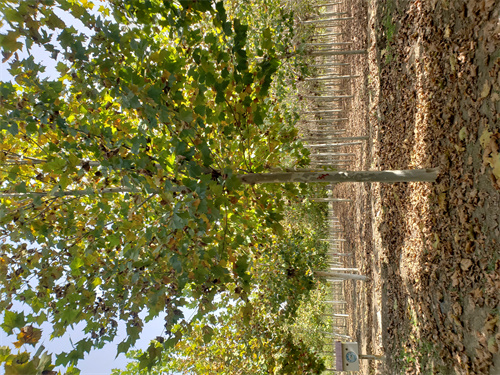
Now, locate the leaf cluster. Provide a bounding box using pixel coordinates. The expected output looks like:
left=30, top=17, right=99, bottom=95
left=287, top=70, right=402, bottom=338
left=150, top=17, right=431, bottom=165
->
left=0, top=0, right=319, bottom=372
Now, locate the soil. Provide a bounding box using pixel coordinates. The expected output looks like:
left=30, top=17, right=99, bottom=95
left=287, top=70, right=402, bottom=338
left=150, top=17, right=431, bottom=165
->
left=330, top=0, right=500, bottom=373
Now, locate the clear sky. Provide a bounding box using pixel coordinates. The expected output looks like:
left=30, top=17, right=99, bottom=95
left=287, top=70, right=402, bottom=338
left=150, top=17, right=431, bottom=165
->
left=0, top=2, right=184, bottom=374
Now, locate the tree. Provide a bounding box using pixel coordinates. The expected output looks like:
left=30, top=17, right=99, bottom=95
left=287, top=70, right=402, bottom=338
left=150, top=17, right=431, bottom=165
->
left=0, top=0, right=438, bottom=372
left=0, top=0, right=302, bottom=371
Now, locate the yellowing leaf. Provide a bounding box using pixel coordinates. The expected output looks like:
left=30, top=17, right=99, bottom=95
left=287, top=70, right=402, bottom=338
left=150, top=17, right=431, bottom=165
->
left=480, top=81, right=491, bottom=99
left=491, top=152, right=500, bottom=180
left=192, top=198, right=201, bottom=209
left=458, top=127, right=467, bottom=141
left=15, top=326, right=42, bottom=347
left=479, top=129, right=493, bottom=148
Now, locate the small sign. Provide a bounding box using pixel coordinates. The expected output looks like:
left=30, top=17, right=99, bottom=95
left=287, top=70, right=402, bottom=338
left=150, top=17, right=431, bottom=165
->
left=335, top=341, right=360, bottom=371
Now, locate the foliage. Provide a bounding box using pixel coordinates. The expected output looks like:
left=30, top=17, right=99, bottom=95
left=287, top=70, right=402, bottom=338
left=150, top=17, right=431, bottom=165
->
left=112, top=224, right=328, bottom=374
left=0, top=0, right=322, bottom=372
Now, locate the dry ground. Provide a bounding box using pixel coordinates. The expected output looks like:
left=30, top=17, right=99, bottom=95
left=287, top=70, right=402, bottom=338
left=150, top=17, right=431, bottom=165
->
left=332, top=0, right=500, bottom=373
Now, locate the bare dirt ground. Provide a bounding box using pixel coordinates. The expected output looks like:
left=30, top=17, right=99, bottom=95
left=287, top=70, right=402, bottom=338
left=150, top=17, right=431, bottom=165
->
left=333, top=0, right=500, bottom=373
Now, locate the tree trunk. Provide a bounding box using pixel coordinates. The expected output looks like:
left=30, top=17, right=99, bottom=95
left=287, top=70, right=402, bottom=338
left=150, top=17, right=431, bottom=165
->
left=4, top=169, right=439, bottom=198
left=309, top=153, right=355, bottom=157
left=304, top=95, right=353, bottom=100
left=238, top=169, right=439, bottom=185
left=327, top=254, right=353, bottom=258
left=312, top=198, right=352, bottom=202
left=309, top=12, right=349, bottom=18
left=309, top=62, right=349, bottom=67
left=322, top=313, right=349, bottom=317
left=303, top=109, right=342, bottom=114
left=300, top=118, right=348, bottom=122
left=306, top=50, right=367, bottom=56
left=301, top=17, right=354, bottom=24
left=302, top=42, right=352, bottom=47
left=308, top=136, right=369, bottom=142
left=326, top=268, right=358, bottom=272
left=305, top=76, right=358, bottom=81
left=315, top=270, right=368, bottom=281
left=303, top=142, right=363, bottom=147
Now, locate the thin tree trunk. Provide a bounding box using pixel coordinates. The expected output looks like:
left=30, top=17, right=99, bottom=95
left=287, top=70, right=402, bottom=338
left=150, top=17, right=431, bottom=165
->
left=303, top=142, right=363, bottom=147
left=305, top=76, right=358, bottom=81
left=301, top=17, right=354, bottom=24
left=309, top=62, right=349, bottom=67
left=5, top=169, right=440, bottom=198
left=315, top=270, right=368, bottom=281
left=326, top=253, right=353, bottom=257
left=303, top=109, right=343, bottom=114
left=309, top=153, right=356, bottom=157
left=305, top=50, right=367, bottom=56
left=312, top=198, right=352, bottom=202
left=309, top=12, right=349, bottom=18
left=326, top=267, right=358, bottom=272
left=322, top=313, right=349, bottom=317
left=304, top=95, right=353, bottom=100
left=300, top=118, right=348, bottom=122
left=301, top=42, right=352, bottom=47
left=303, top=142, right=363, bottom=148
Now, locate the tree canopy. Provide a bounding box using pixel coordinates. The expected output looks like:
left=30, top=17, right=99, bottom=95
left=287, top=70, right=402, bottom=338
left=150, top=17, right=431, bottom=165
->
left=0, top=0, right=330, bottom=373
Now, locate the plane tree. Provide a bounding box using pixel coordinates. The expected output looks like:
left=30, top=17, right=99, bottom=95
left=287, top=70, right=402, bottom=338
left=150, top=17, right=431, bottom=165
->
left=0, top=0, right=306, bottom=372
left=0, top=0, right=438, bottom=373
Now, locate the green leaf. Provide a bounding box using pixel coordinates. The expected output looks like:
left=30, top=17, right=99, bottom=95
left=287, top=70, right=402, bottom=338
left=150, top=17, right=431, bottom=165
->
left=178, top=109, right=193, bottom=123
left=0, top=31, right=23, bottom=52
left=45, top=11, right=66, bottom=29
left=0, top=346, right=12, bottom=362
left=253, top=108, right=264, bottom=125
left=14, top=181, right=27, bottom=193
left=202, top=325, right=214, bottom=343
left=1, top=311, right=26, bottom=334
left=60, top=307, right=80, bottom=324
left=262, top=27, right=273, bottom=50
left=8, top=122, right=18, bottom=136
left=169, top=254, right=182, bottom=273
left=234, top=255, right=248, bottom=278
left=70, top=257, right=84, bottom=271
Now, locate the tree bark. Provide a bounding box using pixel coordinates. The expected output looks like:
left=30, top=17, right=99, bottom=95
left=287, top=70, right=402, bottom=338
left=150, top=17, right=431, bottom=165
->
left=308, top=136, right=369, bottom=142
left=301, top=17, right=354, bottom=24
left=4, top=169, right=440, bottom=198
left=305, top=76, right=358, bottom=81
left=303, top=109, right=342, bottom=114
left=326, top=253, right=353, bottom=257
left=317, top=271, right=368, bottom=281
left=302, top=42, right=352, bottom=47
left=306, top=50, right=367, bottom=56
left=238, top=169, right=439, bottom=185
left=312, top=198, right=352, bottom=202
left=304, top=95, right=353, bottom=100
